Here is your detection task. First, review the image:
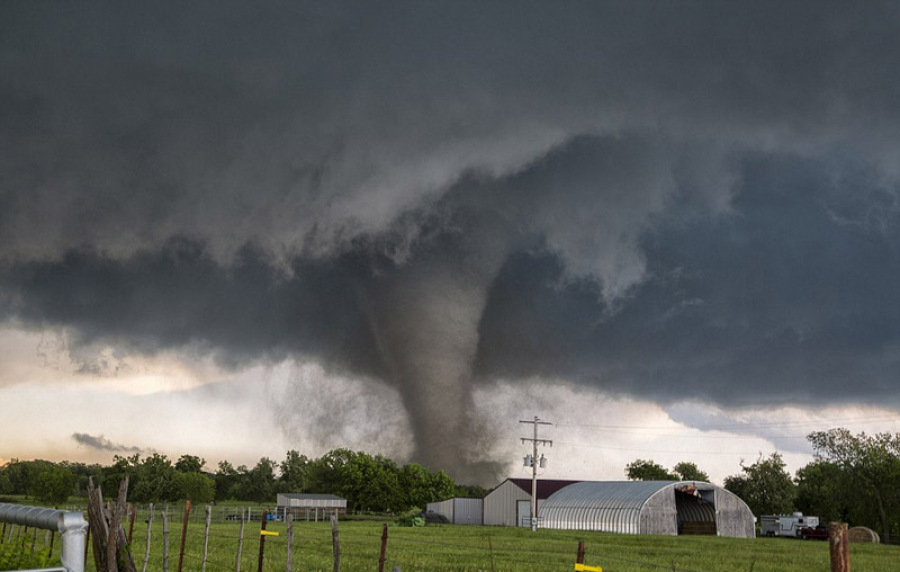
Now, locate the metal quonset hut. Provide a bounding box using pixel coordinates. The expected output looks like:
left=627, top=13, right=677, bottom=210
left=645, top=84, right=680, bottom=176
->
left=540, top=481, right=755, bottom=538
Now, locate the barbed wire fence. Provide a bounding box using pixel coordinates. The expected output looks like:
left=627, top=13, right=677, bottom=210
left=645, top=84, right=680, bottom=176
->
left=1, top=500, right=844, bottom=572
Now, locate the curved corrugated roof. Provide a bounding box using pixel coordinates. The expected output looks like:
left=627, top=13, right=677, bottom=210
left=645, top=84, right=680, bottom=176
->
left=541, top=481, right=678, bottom=534
left=544, top=480, right=677, bottom=509
left=539, top=480, right=754, bottom=536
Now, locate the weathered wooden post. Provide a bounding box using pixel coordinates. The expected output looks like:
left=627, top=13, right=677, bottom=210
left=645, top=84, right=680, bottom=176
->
left=576, top=540, right=585, bottom=564
left=128, top=505, right=136, bottom=543
left=177, top=501, right=191, bottom=572
left=161, top=509, right=169, bottom=572
left=202, top=505, right=212, bottom=572
left=285, top=513, right=293, bottom=572
left=235, top=509, right=246, bottom=572
left=378, top=524, right=388, bottom=572
left=257, top=510, right=268, bottom=572
left=141, top=504, right=153, bottom=572
left=331, top=513, right=340, bottom=572
left=829, top=522, right=850, bottom=572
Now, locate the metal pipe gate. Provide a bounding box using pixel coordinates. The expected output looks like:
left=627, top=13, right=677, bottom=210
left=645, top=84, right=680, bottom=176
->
left=0, top=503, right=88, bottom=572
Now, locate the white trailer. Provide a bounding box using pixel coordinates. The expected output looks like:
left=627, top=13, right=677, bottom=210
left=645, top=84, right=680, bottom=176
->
left=760, top=513, right=820, bottom=537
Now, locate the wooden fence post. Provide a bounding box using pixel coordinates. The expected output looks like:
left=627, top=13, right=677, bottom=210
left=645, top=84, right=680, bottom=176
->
left=202, top=505, right=212, bottom=572
left=162, top=509, right=169, bottom=572
left=378, top=524, right=388, bottom=572
left=257, top=510, right=268, bottom=572
left=141, top=504, right=153, bottom=572
left=177, top=501, right=191, bottom=572
left=331, top=513, right=340, bottom=572
left=235, top=509, right=246, bottom=572
left=285, top=513, right=293, bottom=572
left=576, top=540, right=585, bottom=564
left=128, top=505, right=136, bottom=544
left=829, top=522, right=850, bottom=572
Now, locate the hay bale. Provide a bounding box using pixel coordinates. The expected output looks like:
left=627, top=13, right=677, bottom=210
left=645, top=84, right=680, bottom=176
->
left=848, top=526, right=880, bottom=543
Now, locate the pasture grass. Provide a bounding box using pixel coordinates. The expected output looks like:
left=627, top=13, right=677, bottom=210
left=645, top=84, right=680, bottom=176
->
left=110, top=517, right=900, bottom=572
left=5, top=501, right=899, bottom=572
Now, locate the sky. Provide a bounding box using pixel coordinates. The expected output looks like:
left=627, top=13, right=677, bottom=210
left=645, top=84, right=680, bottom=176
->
left=2, top=2, right=900, bottom=487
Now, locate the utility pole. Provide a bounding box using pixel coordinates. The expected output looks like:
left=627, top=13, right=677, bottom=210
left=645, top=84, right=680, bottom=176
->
left=520, top=416, right=552, bottom=532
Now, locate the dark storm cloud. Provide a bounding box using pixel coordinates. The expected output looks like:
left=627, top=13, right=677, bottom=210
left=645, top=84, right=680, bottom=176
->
left=3, top=1, right=900, bottom=477
left=72, top=433, right=143, bottom=454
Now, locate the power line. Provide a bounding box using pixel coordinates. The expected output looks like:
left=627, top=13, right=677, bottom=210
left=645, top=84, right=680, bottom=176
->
left=554, top=440, right=787, bottom=456
left=557, top=413, right=900, bottom=433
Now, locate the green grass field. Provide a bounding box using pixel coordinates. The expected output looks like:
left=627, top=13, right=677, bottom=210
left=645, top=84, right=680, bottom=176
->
left=98, top=516, right=900, bottom=572
left=4, top=501, right=899, bottom=572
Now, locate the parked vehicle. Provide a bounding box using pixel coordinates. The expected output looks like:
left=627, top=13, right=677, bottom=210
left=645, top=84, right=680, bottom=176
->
left=797, top=524, right=829, bottom=540
left=759, top=513, right=820, bottom=538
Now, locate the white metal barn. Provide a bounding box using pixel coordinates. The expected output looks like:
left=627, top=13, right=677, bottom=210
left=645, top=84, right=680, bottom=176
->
left=483, top=478, right=581, bottom=527
left=276, top=493, right=347, bottom=519
left=425, top=498, right=484, bottom=525
left=540, top=481, right=755, bottom=538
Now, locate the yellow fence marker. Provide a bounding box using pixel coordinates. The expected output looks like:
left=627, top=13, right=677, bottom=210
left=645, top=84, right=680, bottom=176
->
left=574, top=563, right=602, bottom=572
left=260, top=530, right=280, bottom=536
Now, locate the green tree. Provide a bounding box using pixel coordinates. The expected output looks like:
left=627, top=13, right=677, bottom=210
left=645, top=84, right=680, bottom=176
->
left=132, top=454, right=180, bottom=503
left=454, top=483, right=488, bottom=499
left=279, top=450, right=310, bottom=493
left=724, top=452, right=795, bottom=517
left=32, top=466, right=77, bottom=505
left=339, top=453, right=402, bottom=512
left=807, top=428, right=900, bottom=543
left=103, top=454, right=140, bottom=495
left=177, top=472, right=216, bottom=503
left=174, top=455, right=205, bottom=473
left=306, top=448, right=357, bottom=495
left=214, top=461, right=240, bottom=501
left=672, top=462, right=710, bottom=482
left=238, top=458, right=277, bottom=503
left=1, top=459, right=54, bottom=497
left=795, top=460, right=850, bottom=525
left=400, top=463, right=436, bottom=510
left=625, top=459, right=676, bottom=481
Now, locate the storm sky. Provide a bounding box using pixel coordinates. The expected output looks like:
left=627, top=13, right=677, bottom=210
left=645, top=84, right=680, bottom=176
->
left=3, top=2, right=900, bottom=485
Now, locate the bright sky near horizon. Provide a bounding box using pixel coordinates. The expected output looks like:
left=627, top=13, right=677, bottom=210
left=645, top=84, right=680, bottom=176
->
left=3, top=2, right=900, bottom=486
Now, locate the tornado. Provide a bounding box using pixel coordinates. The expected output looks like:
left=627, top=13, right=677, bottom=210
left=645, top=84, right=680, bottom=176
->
left=364, top=224, right=509, bottom=481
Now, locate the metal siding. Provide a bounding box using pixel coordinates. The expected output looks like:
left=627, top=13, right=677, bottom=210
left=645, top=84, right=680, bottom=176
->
left=426, top=499, right=455, bottom=522
left=452, top=498, right=483, bottom=525
left=641, top=487, right=677, bottom=535
left=484, top=480, right=530, bottom=526
left=713, top=488, right=756, bottom=538
left=542, top=481, right=676, bottom=534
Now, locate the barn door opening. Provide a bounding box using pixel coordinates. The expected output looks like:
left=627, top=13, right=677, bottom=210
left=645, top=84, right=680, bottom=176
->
left=675, top=487, right=717, bottom=535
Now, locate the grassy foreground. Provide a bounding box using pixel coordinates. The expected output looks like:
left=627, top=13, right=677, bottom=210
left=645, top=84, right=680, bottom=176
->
left=88, top=516, right=899, bottom=572
left=4, top=499, right=898, bottom=572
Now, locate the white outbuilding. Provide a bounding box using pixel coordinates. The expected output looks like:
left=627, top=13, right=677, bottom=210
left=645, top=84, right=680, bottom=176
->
left=276, top=493, right=347, bottom=519
left=540, top=481, right=755, bottom=537
left=425, top=498, right=484, bottom=525
left=483, top=478, right=581, bottom=527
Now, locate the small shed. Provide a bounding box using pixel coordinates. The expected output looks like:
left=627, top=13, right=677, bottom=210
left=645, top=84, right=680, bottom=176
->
left=483, top=478, right=581, bottom=527
left=425, top=498, right=483, bottom=525
left=540, top=481, right=754, bottom=538
left=276, top=493, right=347, bottom=519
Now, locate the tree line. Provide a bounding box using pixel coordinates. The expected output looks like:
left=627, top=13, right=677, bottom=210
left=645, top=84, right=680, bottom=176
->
left=0, top=447, right=483, bottom=514
left=624, top=427, right=900, bottom=543
left=3, top=427, right=898, bottom=541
